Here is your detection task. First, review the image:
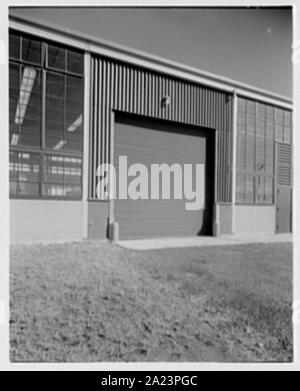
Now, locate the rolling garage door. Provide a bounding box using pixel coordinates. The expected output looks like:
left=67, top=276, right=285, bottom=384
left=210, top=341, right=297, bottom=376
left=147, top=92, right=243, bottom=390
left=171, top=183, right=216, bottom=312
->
left=114, top=113, right=214, bottom=239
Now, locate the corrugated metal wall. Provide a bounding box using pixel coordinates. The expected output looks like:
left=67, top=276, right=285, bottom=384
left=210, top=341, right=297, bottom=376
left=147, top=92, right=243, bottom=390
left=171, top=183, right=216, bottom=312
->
left=89, top=56, right=233, bottom=202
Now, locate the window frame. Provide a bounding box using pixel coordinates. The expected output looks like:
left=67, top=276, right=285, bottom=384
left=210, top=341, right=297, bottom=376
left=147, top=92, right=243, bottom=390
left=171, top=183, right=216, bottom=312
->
left=235, top=97, right=292, bottom=205
left=9, top=30, right=84, bottom=200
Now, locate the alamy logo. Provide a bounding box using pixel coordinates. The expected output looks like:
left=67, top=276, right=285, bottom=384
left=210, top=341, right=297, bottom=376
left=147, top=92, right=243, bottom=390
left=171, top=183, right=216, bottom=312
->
left=96, top=156, right=205, bottom=211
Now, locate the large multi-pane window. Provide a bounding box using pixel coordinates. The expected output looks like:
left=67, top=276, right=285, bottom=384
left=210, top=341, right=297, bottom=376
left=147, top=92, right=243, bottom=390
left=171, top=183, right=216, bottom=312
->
left=236, top=97, right=292, bottom=204
left=9, top=30, right=84, bottom=198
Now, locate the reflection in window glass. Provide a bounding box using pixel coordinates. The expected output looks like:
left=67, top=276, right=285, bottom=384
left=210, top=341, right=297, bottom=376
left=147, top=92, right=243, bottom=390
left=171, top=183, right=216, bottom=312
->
left=43, top=155, right=82, bottom=197
left=46, top=72, right=65, bottom=150
left=66, top=76, right=83, bottom=152
left=9, top=32, right=20, bottom=60
left=48, top=44, right=66, bottom=70
left=9, top=65, right=42, bottom=147
left=9, top=63, right=20, bottom=145
left=22, top=37, right=41, bottom=64
left=67, top=49, right=84, bottom=74
left=9, top=151, right=40, bottom=196
left=19, top=66, right=42, bottom=147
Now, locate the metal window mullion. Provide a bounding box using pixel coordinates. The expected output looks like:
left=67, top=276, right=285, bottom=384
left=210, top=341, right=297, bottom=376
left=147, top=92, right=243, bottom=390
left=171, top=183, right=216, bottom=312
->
left=253, top=102, right=257, bottom=204
left=273, top=105, right=276, bottom=204
left=63, top=73, right=67, bottom=189
left=41, top=66, right=47, bottom=197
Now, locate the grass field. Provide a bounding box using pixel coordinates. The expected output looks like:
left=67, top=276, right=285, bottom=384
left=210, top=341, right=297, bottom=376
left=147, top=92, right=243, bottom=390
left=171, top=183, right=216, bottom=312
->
left=10, top=241, right=293, bottom=362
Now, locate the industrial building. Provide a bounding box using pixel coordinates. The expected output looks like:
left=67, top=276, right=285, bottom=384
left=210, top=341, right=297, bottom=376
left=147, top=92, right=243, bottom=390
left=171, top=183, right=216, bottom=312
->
left=9, top=12, right=293, bottom=243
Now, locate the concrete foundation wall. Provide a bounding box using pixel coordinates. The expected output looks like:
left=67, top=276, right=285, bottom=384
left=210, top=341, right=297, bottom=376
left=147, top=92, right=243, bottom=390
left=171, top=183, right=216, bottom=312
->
left=235, top=205, right=275, bottom=233
left=10, top=200, right=83, bottom=243
left=219, top=204, right=233, bottom=234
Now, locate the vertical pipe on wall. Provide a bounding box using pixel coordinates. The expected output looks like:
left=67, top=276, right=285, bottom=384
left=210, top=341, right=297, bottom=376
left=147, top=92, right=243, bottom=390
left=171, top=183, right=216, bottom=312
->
left=231, top=90, right=238, bottom=234
left=82, top=51, right=91, bottom=239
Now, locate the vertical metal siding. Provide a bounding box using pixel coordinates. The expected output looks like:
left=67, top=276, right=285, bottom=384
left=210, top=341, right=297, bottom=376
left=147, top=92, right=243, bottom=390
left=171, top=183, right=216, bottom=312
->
left=89, top=56, right=233, bottom=202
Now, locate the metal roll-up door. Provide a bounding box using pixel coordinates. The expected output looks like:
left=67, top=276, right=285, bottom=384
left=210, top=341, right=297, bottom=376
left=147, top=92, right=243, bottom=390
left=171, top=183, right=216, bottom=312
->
left=114, top=113, right=214, bottom=239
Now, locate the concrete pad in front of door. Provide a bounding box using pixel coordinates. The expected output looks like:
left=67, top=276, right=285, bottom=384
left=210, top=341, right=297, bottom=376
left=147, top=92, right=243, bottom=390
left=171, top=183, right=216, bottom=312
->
left=118, top=233, right=293, bottom=250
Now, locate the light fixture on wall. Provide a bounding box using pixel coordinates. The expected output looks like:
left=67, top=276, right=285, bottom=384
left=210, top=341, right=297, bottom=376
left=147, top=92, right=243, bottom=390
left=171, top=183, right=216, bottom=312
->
left=161, top=95, right=171, bottom=108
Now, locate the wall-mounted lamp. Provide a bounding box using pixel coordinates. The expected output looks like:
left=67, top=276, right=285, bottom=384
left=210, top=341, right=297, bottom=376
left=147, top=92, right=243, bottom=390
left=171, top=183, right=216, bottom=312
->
left=161, top=95, right=171, bottom=108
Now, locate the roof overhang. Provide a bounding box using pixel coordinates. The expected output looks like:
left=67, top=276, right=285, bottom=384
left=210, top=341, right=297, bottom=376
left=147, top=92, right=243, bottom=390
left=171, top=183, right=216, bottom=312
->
left=9, top=14, right=293, bottom=110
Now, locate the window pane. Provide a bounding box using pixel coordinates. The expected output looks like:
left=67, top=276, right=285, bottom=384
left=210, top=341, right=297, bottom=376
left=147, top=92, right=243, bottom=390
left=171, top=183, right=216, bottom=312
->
left=16, top=182, right=40, bottom=197
left=245, top=175, right=254, bottom=203
left=284, top=111, right=291, bottom=127
left=275, top=124, right=283, bottom=142
left=9, top=151, right=18, bottom=181
left=22, top=36, right=41, bottom=64
left=44, top=155, right=82, bottom=185
left=275, top=108, right=283, bottom=124
left=236, top=174, right=245, bottom=202
left=63, top=156, right=82, bottom=185
left=255, top=135, right=265, bottom=172
left=265, top=177, right=274, bottom=203
left=43, top=184, right=81, bottom=197
left=65, top=76, right=83, bottom=152
left=284, top=126, right=291, bottom=144
left=9, top=63, right=20, bottom=145
left=237, top=113, right=246, bottom=133
left=265, top=139, right=274, bottom=174
left=48, top=44, right=66, bottom=71
left=18, top=67, right=42, bottom=147
left=257, top=120, right=265, bottom=137
left=246, top=116, right=255, bottom=135
left=246, top=100, right=255, bottom=117
left=238, top=98, right=246, bottom=115
left=255, top=176, right=265, bottom=203
left=46, top=72, right=65, bottom=149
left=67, top=49, right=84, bottom=74
left=258, top=103, right=266, bottom=121
left=246, top=135, right=255, bottom=171
left=9, top=31, right=20, bottom=60
left=9, top=151, right=40, bottom=196
left=266, top=121, right=274, bottom=139
left=266, top=106, right=274, bottom=122
left=236, top=134, right=246, bottom=170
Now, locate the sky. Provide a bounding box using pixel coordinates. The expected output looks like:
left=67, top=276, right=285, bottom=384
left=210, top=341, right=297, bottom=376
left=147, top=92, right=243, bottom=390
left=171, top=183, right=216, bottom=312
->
left=9, top=7, right=293, bottom=98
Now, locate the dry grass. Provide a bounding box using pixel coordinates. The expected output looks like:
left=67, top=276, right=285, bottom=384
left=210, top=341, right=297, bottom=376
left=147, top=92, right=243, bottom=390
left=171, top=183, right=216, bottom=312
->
left=10, top=241, right=293, bottom=362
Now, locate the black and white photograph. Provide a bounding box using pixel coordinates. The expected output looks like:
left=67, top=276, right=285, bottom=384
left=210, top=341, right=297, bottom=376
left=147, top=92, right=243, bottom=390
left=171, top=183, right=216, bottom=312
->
left=0, top=1, right=300, bottom=373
